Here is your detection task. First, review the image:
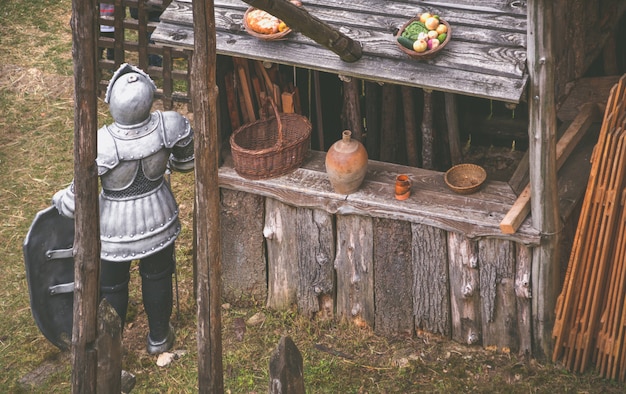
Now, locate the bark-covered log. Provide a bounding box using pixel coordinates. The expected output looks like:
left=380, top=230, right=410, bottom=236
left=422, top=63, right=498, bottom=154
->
left=335, top=215, right=374, bottom=327
left=373, top=218, right=413, bottom=337
left=220, top=190, right=267, bottom=305
left=448, top=232, right=481, bottom=345
left=296, top=208, right=335, bottom=319
left=412, top=224, right=450, bottom=336
left=479, top=238, right=518, bottom=352
left=365, top=82, right=382, bottom=160
left=265, top=198, right=299, bottom=309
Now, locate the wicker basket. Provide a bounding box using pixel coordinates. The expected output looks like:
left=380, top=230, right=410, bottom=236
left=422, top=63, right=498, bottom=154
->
left=444, top=164, right=487, bottom=195
left=230, top=98, right=312, bottom=180
left=243, top=7, right=292, bottom=41
left=395, top=18, right=451, bottom=60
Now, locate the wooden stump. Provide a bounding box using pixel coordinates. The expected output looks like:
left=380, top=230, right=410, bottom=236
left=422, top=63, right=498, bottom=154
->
left=220, top=189, right=267, bottom=305
left=269, top=336, right=305, bottom=394
left=374, top=218, right=413, bottom=337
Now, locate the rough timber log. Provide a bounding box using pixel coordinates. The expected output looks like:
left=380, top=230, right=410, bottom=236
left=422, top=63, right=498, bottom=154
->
left=373, top=218, right=413, bottom=337
left=334, top=215, right=374, bottom=327
left=412, top=224, right=450, bottom=336
left=220, top=189, right=267, bottom=304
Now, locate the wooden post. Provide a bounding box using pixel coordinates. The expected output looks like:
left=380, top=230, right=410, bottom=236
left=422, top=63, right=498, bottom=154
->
left=341, top=77, right=364, bottom=141
left=421, top=90, right=435, bottom=170
left=191, top=0, right=224, bottom=391
left=70, top=0, right=101, bottom=391
left=269, top=336, right=306, bottom=394
left=96, top=299, right=122, bottom=393
left=527, top=0, right=560, bottom=360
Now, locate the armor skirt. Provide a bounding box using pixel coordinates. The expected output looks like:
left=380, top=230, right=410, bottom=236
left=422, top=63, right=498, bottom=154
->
left=99, top=180, right=180, bottom=261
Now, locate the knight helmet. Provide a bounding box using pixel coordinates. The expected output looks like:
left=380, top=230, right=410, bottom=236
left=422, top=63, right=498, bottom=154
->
left=105, top=63, right=157, bottom=125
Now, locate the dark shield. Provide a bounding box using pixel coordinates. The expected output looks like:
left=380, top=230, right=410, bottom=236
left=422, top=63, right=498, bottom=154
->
left=23, top=206, right=75, bottom=350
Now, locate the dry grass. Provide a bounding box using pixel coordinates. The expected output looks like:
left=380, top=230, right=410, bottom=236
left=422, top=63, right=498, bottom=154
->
left=2, top=1, right=626, bottom=393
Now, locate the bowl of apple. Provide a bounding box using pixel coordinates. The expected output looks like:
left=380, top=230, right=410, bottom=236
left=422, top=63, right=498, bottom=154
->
left=395, top=12, right=450, bottom=60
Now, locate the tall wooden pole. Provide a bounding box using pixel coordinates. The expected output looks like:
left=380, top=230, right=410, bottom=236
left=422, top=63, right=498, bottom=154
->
left=70, top=0, right=101, bottom=391
left=191, top=0, right=224, bottom=391
left=527, top=0, right=560, bottom=360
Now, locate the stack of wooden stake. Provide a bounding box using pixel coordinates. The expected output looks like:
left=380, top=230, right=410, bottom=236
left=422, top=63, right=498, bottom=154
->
left=553, top=74, right=626, bottom=380
left=224, top=57, right=302, bottom=132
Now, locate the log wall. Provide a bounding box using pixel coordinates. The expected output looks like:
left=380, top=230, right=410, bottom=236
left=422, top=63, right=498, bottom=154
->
left=220, top=188, right=536, bottom=353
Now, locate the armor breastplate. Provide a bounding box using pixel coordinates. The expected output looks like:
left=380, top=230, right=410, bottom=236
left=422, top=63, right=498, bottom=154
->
left=97, top=113, right=171, bottom=191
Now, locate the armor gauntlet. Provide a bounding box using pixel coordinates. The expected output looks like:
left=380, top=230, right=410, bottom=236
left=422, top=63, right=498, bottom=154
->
left=52, top=181, right=76, bottom=218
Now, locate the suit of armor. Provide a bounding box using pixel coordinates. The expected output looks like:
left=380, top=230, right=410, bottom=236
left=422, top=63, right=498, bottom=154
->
left=52, top=64, right=194, bottom=354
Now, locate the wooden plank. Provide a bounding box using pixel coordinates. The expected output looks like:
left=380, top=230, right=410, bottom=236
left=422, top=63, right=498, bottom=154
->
left=265, top=198, right=299, bottom=309
left=412, top=223, right=450, bottom=336
left=373, top=218, right=414, bottom=337
left=334, top=215, right=375, bottom=328
left=478, top=238, right=518, bottom=352
left=499, top=102, right=598, bottom=234
left=448, top=232, right=481, bottom=345
left=296, top=208, right=335, bottom=319
left=220, top=189, right=267, bottom=305
left=153, top=0, right=529, bottom=102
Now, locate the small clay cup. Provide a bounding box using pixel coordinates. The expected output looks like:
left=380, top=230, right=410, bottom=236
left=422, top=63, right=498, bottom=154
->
left=395, top=174, right=411, bottom=200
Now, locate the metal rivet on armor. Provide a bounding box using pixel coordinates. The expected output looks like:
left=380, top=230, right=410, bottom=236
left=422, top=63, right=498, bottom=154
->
left=107, top=234, right=112, bottom=238
left=151, top=247, right=155, bottom=251
left=122, top=254, right=127, bottom=258
left=131, top=253, right=135, bottom=257
left=150, top=227, right=154, bottom=232
left=104, top=252, right=109, bottom=256
left=142, top=250, right=146, bottom=254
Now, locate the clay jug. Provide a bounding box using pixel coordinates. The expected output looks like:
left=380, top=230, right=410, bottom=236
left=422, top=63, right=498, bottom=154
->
left=325, top=130, right=368, bottom=194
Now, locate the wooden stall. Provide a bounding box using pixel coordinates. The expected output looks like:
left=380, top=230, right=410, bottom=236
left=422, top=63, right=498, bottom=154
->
left=148, top=0, right=626, bottom=362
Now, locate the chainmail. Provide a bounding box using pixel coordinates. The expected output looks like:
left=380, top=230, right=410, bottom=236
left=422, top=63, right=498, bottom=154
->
left=102, top=162, right=163, bottom=198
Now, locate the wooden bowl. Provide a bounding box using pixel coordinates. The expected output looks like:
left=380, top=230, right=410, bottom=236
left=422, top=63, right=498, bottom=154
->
left=243, top=7, right=292, bottom=41
left=395, top=18, right=451, bottom=60
left=444, top=164, right=487, bottom=195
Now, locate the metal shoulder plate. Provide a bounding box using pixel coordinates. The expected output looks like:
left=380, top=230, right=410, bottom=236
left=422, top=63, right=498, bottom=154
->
left=160, top=111, right=192, bottom=148
left=23, top=206, right=75, bottom=350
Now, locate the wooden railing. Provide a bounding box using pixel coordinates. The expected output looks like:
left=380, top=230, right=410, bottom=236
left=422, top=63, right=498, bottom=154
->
left=97, top=0, right=191, bottom=109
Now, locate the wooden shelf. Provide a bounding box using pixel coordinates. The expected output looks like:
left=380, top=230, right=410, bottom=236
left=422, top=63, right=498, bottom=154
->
left=218, top=150, right=543, bottom=245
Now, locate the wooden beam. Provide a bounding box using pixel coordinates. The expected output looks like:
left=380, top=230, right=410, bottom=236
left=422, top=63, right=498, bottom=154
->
left=70, top=0, right=101, bottom=390
left=241, top=0, right=362, bottom=62
left=191, top=0, right=224, bottom=391
left=499, top=103, right=599, bottom=234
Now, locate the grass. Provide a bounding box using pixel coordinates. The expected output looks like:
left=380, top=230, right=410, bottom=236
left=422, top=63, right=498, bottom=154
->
left=2, top=0, right=626, bottom=393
